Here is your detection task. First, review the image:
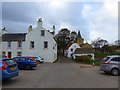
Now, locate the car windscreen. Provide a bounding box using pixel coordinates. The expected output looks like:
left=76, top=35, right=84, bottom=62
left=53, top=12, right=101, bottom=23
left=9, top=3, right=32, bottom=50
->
left=102, top=57, right=110, bottom=62
left=4, top=59, right=16, bottom=66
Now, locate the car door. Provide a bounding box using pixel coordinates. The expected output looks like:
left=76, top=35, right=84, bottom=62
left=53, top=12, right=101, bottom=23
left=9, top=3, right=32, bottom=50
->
left=18, top=57, right=26, bottom=69
left=13, top=57, right=20, bottom=68
left=118, top=57, right=120, bottom=71
left=110, top=57, right=120, bottom=68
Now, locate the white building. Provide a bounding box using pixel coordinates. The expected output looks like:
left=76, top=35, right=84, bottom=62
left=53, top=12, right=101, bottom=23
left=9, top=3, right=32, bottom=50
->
left=23, top=18, right=57, bottom=62
left=67, top=43, right=80, bottom=58
left=67, top=30, right=94, bottom=60
left=73, top=48, right=95, bottom=60
left=0, top=18, right=57, bottom=62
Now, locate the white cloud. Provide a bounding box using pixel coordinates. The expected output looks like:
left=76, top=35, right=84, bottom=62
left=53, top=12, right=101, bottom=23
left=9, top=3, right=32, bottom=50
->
left=82, top=0, right=118, bottom=43
left=59, top=22, right=72, bottom=30
left=81, top=5, right=92, bottom=18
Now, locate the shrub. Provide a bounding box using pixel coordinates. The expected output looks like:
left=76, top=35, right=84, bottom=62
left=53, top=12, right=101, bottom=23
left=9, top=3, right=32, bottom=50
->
left=74, top=55, right=92, bottom=64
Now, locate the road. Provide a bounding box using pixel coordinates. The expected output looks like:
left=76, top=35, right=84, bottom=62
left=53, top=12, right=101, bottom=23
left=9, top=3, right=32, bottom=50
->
left=2, top=60, right=119, bottom=88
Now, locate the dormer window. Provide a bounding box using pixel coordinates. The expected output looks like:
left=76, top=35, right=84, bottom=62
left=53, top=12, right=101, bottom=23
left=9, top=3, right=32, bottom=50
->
left=41, top=30, right=45, bottom=36
left=8, top=41, right=11, bottom=48
left=18, top=41, right=22, bottom=48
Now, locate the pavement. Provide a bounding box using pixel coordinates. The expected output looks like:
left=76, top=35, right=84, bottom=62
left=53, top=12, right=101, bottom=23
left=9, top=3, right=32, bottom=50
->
left=2, top=56, right=119, bottom=88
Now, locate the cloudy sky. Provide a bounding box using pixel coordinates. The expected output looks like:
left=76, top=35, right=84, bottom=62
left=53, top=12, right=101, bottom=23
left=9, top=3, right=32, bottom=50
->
left=2, top=0, right=118, bottom=43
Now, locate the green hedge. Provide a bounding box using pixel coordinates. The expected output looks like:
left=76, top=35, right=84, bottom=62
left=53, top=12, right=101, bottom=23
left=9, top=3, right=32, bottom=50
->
left=74, top=55, right=101, bottom=66
left=74, top=56, right=92, bottom=63
left=95, top=52, right=120, bottom=58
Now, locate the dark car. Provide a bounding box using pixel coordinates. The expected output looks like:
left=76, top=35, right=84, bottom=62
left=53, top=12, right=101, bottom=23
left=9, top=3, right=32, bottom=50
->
left=12, top=57, right=37, bottom=70
left=100, top=55, right=120, bottom=76
left=26, top=56, right=44, bottom=64
left=0, top=58, right=19, bottom=80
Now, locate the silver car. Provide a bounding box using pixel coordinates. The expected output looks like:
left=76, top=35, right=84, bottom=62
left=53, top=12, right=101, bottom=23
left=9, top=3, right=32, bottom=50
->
left=100, top=55, right=120, bottom=76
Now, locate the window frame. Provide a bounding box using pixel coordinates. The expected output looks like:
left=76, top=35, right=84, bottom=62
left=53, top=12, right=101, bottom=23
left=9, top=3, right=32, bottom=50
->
left=2, top=52, right=6, bottom=57
left=17, top=52, right=22, bottom=56
left=71, top=48, right=73, bottom=52
left=8, top=41, right=11, bottom=48
left=41, top=30, right=45, bottom=36
left=44, top=41, right=48, bottom=49
left=18, top=41, right=22, bottom=48
left=30, top=41, right=34, bottom=49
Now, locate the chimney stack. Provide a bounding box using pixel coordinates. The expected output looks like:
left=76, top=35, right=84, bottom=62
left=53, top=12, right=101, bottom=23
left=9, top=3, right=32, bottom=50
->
left=53, top=25, right=55, bottom=35
left=28, top=25, right=32, bottom=32
left=37, top=18, right=43, bottom=27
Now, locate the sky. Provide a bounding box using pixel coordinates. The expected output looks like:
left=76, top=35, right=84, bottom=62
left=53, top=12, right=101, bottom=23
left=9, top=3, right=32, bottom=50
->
left=1, top=0, right=118, bottom=44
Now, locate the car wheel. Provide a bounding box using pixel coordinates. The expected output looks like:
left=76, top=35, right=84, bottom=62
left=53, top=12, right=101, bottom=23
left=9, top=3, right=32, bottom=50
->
left=111, top=68, right=119, bottom=76
left=25, top=65, right=32, bottom=70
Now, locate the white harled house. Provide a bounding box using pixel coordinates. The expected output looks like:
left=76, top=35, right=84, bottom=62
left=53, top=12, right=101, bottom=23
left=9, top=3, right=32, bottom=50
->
left=23, top=18, right=57, bottom=62
left=0, top=18, right=57, bottom=62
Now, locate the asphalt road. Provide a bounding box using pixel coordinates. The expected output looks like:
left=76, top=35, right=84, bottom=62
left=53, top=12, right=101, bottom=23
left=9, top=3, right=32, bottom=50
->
left=2, top=62, right=119, bottom=88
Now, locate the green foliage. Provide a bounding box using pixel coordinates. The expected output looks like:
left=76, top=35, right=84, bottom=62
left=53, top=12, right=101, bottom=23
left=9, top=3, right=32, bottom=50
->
left=74, top=55, right=101, bottom=66
left=74, top=56, right=91, bottom=63
left=55, top=28, right=70, bottom=50
left=55, top=28, right=78, bottom=55
left=95, top=52, right=120, bottom=58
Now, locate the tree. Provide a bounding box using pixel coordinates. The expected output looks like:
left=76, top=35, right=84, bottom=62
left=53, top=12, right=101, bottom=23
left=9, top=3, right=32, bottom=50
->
left=55, top=28, right=70, bottom=55
left=114, top=40, right=120, bottom=46
left=70, top=31, right=77, bottom=43
left=99, top=39, right=109, bottom=47
left=91, top=38, right=109, bottom=48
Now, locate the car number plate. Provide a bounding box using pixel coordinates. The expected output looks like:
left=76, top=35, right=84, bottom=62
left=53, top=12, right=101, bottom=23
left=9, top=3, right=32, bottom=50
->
left=10, top=67, right=15, bottom=70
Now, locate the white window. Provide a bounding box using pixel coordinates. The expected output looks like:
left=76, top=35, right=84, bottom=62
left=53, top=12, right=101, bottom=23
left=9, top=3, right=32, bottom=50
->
left=41, top=30, right=45, bottom=36
left=71, top=48, right=73, bottom=52
left=2, top=52, right=6, bottom=57
left=44, top=41, right=48, bottom=48
left=8, top=41, right=11, bottom=48
left=17, top=52, right=22, bottom=56
left=18, top=41, right=22, bottom=48
left=30, top=41, right=34, bottom=48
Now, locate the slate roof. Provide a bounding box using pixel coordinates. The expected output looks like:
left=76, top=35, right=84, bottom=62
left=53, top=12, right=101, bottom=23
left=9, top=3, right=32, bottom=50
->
left=1, top=33, right=27, bottom=41
left=74, top=48, right=94, bottom=54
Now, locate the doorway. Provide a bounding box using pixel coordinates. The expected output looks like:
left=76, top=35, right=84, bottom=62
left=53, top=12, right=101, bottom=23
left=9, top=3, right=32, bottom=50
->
left=8, top=52, right=12, bottom=58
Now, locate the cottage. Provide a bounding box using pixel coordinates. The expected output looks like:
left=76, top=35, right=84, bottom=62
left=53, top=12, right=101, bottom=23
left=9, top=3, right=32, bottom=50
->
left=67, top=43, right=80, bottom=58
left=67, top=30, right=94, bottom=59
left=1, top=32, right=26, bottom=58
left=1, top=18, right=57, bottom=62
left=73, top=48, right=95, bottom=60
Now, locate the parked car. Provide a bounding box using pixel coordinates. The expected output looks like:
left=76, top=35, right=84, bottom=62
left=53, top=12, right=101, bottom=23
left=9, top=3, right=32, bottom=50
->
left=12, top=57, right=37, bottom=70
left=100, top=55, right=120, bottom=76
left=34, top=56, right=44, bottom=64
left=24, top=56, right=39, bottom=64
left=0, top=58, right=19, bottom=80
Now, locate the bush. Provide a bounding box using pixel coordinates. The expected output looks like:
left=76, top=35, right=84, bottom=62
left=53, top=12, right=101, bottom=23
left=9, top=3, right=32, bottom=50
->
left=74, top=55, right=92, bottom=64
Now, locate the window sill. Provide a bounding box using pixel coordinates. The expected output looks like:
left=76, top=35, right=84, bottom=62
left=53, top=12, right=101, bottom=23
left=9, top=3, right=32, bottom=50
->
left=7, top=47, right=11, bottom=49
left=30, top=48, right=35, bottom=50
left=17, top=47, right=22, bottom=49
left=43, top=48, right=48, bottom=50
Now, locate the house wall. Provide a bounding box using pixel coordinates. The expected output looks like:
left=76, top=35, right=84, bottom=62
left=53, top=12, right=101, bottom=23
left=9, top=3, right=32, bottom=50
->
left=1, top=41, right=23, bottom=58
left=1, top=20, right=57, bottom=62
left=67, top=43, right=80, bottom=58
left=22, top=24, right=57, bottom=62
